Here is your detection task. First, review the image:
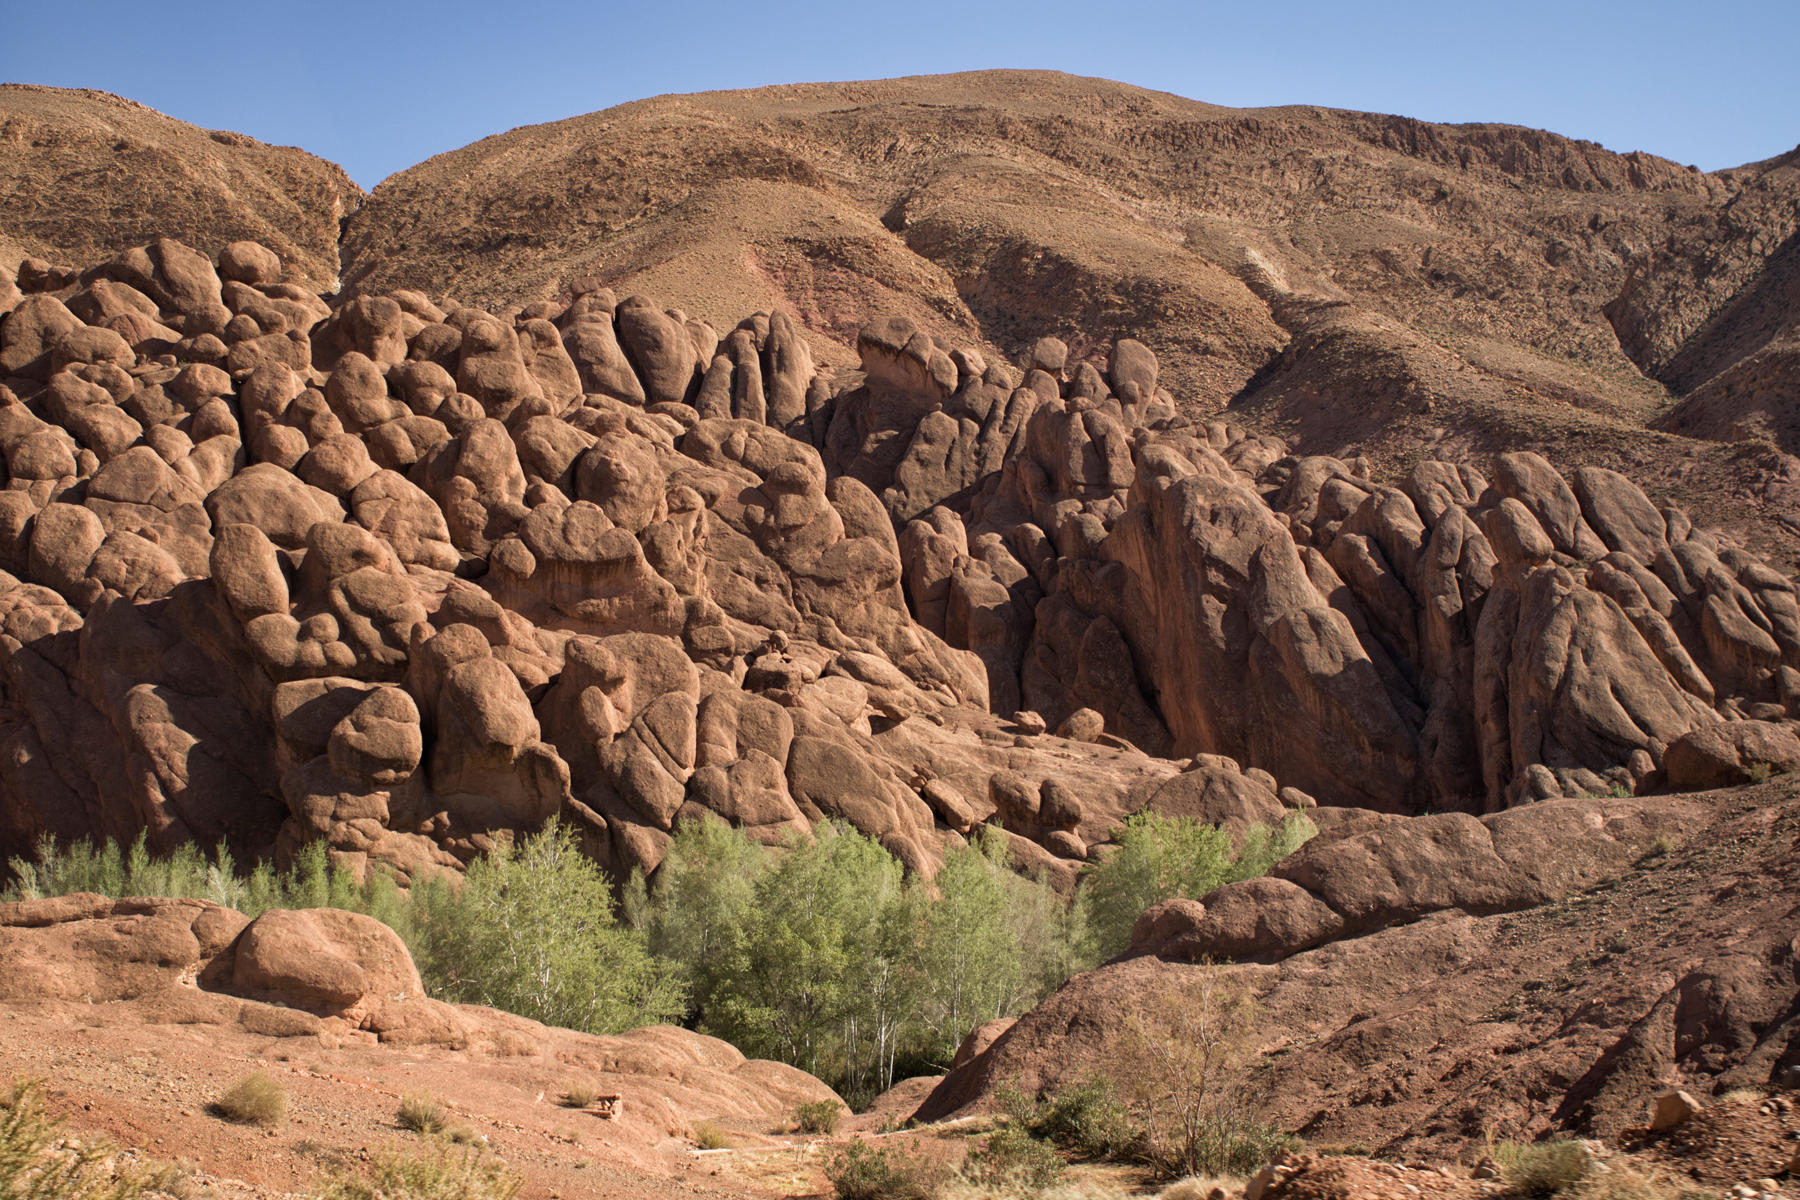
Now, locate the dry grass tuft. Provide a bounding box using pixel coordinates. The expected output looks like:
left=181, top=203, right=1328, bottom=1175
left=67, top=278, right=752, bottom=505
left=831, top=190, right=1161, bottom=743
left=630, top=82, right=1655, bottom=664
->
left=211, top=1072, right=287, bottom=1126
left=397, top=1092, right=448, bottom=1136
left=692, top=1120, right=736, bottom=1150
left=560, top=1082, right=602, bottom=1109
left=312, top=1138, right=521, bottom=1200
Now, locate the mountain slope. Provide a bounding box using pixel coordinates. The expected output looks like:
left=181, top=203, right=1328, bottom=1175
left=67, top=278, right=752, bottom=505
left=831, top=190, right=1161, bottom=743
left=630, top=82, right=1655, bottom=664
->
left=0, top=85, right=360, bottom=292
left=334, top=70, right=1800, bottom=561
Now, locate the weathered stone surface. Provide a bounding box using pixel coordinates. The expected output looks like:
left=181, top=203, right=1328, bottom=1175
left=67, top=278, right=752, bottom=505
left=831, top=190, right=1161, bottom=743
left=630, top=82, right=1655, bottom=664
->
left=2, top=228, right=1797, bottom=905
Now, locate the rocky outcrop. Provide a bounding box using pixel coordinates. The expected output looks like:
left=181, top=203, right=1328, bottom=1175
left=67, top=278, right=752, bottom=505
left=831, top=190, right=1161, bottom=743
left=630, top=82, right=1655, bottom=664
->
left=10, top=237, right=1800, bottom=892
left=4, top=234, right=1799, bottom=891
left=864, top=320, right=1800, bottom=813
left=1126, top=793, right=1703, bottom=964
left=0, top=240, right=1220, bottom=885
left=914, top=779, right=1800, bottom=1158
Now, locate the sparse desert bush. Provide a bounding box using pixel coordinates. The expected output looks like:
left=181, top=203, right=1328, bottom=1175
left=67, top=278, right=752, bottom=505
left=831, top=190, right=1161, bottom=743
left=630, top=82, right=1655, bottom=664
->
left=212, top=1071, right=287, bottom=1126
left=398, top=1092, right=449, bottom=1136
left=1156, top=1177, right=1245, bottom=1200
left=1029, top=1078, right=1140, bottom=1161
left=560, top=1083, right=601, bottom=1109
left=795, top=1099, right=841, bottom=1134
left=1111, top=972, right=1294, bottom=1179
left=825, top=1136, right=939, bottom=1200
left=313, top=1139, right=521, bottom=1200
left=961, top=1124, right=1066, bottom=1193
left=1495, top=1138, right=1592, bottom=1197
left=0, top=1077, right=183, bottom=1199
left=691, top=1120, right=732, bottom=1150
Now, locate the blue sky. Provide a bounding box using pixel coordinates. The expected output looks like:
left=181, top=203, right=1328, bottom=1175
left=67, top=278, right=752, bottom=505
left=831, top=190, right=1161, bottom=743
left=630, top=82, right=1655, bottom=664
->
left=4, top=0, right=1794, bottom=190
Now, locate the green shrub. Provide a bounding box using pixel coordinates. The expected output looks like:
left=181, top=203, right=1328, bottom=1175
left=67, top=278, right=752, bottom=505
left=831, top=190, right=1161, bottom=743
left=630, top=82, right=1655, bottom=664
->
left=704, top=822, right=912, bottom=1100
left=398, top=1092, right=448, bottom=1136
left=1496, top=1139, right=1592, bottom=1197
left=212, top=1072, right=287, bottom=1126
left=638, top=814, right=767, bottom=1012
left=1030, top=1077, right=1140, bottom=1160
left=824, top=1137, right=938, bottom=1200
left=0, top=1077, right=183, bottom=1199
left=795, top=1099, right=841, bottom=1135
left=313, top=1139, right=521, bottom=1200
left=961, top=1124, right=1066, bottom=1193
left=1080, top=811, right=1316, bottom=961
left=411, top=822, right=682, bottom=1037
left=3, top=833, right=412, bottom=936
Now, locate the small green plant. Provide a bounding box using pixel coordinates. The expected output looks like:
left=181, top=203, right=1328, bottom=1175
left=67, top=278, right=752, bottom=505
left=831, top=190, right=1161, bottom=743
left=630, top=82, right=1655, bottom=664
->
left=795, top=1099, right=841, bottom=1135
left=312, top=1138, right=521, bottom=1200
left=824, top=1137, right=938, bottom=1200
left=1495, top=1138, right=1591, bottom=1197
left=444, top=1124, right=480, bottom=1146
left=0, top=1078, right=183, bottom=1199
left=1746, top=761, right=1774, bottom=784
left=560, top=1083, right=601, bottom=1109
left=1031, top=1078, right=1139, bottom=1160
left=961, top=1124, right=1066, bottom=1193
left=212, top=1071, right=287, bottom=1126
left=692, top=1120, right=732, bottom=1150
left=398, top=1092, right=448, bottom=1136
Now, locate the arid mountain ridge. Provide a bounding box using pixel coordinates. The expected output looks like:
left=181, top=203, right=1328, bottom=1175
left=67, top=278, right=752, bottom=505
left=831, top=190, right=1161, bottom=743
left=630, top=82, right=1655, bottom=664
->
left=8, top=73, right=1800, bottom=567
left=2, top=71, right=1800, bottom=1187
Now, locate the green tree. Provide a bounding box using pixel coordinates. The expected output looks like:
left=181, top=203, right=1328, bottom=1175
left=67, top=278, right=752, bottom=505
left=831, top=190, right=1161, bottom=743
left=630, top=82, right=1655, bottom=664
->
left=638, top=815, right=767, bottom=1017
left=412, top=821, right=683, bottom=1034
left=1080, top=812, right=1315, bottom=962
left=915, top=827, right=1024, bottom=1059
left=844, top=878, right=922, bottom=1097
left=705, top=821, right=904, bottom=1093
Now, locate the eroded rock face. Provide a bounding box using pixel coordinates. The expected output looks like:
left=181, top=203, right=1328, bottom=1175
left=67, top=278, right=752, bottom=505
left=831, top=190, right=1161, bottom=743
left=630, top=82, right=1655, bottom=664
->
left=859, top=324, right=1800, bottom=815
left=913, top=780, right=1800, bottom=1160
left=2, top=236, right=1797, bottom=889
left=0, top=241, right=1204, bottom=885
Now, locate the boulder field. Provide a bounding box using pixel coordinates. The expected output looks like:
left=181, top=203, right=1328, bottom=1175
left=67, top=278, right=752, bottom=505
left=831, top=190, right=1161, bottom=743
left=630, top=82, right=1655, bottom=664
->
left=3, top=237, right=1800, bottom=891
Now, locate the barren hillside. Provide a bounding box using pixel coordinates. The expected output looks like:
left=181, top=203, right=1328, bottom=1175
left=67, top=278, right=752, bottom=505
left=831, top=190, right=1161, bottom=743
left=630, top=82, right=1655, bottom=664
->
left=0, top=85, right=360, bottom=292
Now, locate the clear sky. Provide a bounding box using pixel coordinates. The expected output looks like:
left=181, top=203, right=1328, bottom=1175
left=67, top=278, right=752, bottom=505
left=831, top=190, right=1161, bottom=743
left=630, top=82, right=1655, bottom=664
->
left=4, top=0, right=1795, bottom=190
